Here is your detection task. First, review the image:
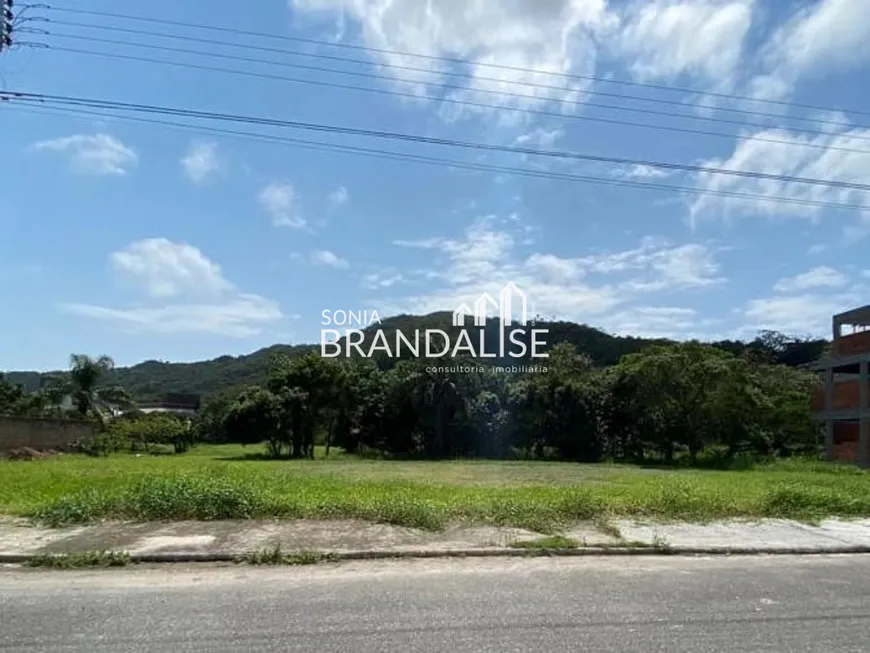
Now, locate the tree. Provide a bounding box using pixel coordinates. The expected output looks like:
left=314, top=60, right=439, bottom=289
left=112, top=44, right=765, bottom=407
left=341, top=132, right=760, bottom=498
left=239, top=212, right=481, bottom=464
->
left=506, top=344, right=603, bottom=461
left=222, top=386, right=284, bottom=457
left=397, top=360, right=484, bottom=458
left=0, top=374, right=44, bottom=416
left=467, top=390, right=510, bottom=458
left=38, top=374, right=68, bottom=417
left=191, top=393, right=234, bottom=443
left=268, top=352, right=344, bottom=459
left=748, top=364, right=821, bottom=456
left=107, top=412, right=193, bottom=454
left=609, top=343, right=739, bottom=462
left=67, top=354, right=134, bottom=425
left=330, top=358, right=384, bottom=455
left=276, top=386, right=312, bottom=459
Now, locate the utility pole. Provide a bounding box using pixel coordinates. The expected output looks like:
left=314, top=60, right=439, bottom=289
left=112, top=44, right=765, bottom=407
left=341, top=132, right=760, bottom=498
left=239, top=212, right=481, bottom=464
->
left=0, top=0, right=13, bottom=53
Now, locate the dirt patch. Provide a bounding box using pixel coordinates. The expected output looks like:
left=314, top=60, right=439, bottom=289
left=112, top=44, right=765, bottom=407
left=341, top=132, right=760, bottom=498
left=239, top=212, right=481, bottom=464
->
left=3, top=448, right=59, bottom=461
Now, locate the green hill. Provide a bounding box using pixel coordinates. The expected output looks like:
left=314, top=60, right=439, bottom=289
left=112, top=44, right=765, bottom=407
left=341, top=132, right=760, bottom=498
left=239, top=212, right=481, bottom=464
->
left=3, top=313, right=826, bottom=401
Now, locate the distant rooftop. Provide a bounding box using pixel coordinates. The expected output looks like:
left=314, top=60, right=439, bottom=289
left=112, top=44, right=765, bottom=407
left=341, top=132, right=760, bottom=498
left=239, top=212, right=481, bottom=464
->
left=139, top=393, right=201, bottom=411
left=835, top=304, right=870, bottom=327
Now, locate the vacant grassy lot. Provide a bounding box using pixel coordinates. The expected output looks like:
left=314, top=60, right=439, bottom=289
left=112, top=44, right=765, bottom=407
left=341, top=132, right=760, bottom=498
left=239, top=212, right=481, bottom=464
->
left=1, top=445, right=869, bottom=531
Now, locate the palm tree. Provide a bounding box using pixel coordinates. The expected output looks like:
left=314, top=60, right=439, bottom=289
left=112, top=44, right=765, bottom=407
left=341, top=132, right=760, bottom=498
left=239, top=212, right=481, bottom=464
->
left=67, top=354, right=134, bottom=424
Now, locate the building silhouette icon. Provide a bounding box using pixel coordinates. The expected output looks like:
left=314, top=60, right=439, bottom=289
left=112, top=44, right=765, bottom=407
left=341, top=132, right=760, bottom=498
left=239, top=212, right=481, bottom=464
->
left=452, top=283, right=531, bottom=357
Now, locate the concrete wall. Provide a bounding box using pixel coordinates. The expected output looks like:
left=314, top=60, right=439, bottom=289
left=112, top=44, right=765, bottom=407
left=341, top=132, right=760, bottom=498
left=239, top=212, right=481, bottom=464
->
left=0, top=416, right=94, bottom=452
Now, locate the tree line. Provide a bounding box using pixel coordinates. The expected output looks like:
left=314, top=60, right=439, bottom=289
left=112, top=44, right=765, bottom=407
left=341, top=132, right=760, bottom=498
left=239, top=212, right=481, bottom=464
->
left=0, top=333, right=824, bottom=464
left=207, top=339, right=822, bottom=463
left=3, top=315, right=827, bottom=402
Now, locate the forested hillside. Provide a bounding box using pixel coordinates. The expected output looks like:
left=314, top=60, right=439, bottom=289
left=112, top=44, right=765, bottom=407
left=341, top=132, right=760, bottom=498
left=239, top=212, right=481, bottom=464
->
left=5, top=312, right=827, bottom=401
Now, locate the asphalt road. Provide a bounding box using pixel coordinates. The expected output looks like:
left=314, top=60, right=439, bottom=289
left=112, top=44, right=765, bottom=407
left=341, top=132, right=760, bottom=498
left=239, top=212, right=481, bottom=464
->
left=2, top=556, right=869, bottom=652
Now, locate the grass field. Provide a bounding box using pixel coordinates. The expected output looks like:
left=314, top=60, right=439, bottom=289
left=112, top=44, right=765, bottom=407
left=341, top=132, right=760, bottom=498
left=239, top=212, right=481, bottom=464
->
left=1, top=445, right=869, bottom=531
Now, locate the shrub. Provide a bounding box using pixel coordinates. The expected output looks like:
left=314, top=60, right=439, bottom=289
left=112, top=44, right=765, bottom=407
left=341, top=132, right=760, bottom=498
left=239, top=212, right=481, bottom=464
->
left=70, top=429, right=129, bottom=457
left=108, top=413, right=193, bottom=454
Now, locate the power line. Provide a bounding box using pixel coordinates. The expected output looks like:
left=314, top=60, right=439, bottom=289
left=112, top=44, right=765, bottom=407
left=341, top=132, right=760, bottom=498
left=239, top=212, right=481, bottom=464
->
left=5, top=100, right=866, bottom=214
left=42, top=4, right=870, bottom=119
left=5, top=89, right=870, bottom=193
left=27, top=42, right=870, bottom=157
left=39, top=33, right=870, bottom=153
left=44, top=18, right=862, bottom=132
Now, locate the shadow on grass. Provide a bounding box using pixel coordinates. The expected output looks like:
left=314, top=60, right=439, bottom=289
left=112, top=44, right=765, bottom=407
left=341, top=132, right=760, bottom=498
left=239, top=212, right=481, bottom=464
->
left=206, top=442, right=837, bottom=474
left=216, top=453, right=315, bottom=462
left=214, top=450, right=524, bottom=463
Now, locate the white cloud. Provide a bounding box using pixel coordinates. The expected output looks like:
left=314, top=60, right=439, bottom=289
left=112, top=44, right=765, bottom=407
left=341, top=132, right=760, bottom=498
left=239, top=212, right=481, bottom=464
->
left=740, top=292, right=858, bottom=337
left=748, top=0, right=870, bottom=102
left=362, top=270, right=407, bottom=290
left=393, top=237, right=447, bottom=250
left=383, top=218, right=724, bottom=331
left=328, top=186, right=349, bottom=207
left=111, top=238, right=232, bottom=299
left=258, top=182, right=307, bottom=229
left=290, top=0, right=615, bottom=122
left=513, top=128, right=565, bottom=149
left=773, top=266, right=848, bottom=293
left=612, top=0, right=754, bottom=86
left=619, top=244, right=724, bottom=292
left=689, top=123, right=870, bottom=224
left=310, top=249, right=349, bottom=269
left=31, top=134, right=137, bottom=176
left=182, top=142, right=220, bottom=183
left=60, top=295, right=282, bottom=338
left=737, top=263, right=864, bottom=337
left=612, top=164, right=671, bottom=180
left=61, top=239, right=282, bottom=337
left=575, top=237, right=723, bottom=292
left=524, top=253, right=586, bottom=283
left=598, top=306, right=721, bottom=340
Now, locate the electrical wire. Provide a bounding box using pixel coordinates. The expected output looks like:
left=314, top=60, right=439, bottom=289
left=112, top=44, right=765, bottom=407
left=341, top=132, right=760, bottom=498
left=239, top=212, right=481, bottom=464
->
left=43, top=17, right=865, bottom=132
left=36, top=32, right=870, bottom=154
left=5, top=100, right=867, bottom=214
left=41, top=4, right=870, bottom=119
left=5, top=89, right=870, bottom=193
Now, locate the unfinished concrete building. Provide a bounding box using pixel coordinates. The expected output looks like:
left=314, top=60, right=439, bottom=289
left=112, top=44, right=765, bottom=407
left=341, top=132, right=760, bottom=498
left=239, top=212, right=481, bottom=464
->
left=810, top=305, right=870, bottom=466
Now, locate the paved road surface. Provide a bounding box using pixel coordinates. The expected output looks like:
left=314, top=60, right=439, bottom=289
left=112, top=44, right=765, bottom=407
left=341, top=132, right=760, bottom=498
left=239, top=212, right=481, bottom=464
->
left=2, top=556, right=869, bottom=652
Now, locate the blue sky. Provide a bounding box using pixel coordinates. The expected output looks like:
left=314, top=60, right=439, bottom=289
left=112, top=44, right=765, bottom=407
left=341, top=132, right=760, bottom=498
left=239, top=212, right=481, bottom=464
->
left=1, top=0, right=869, bottom=371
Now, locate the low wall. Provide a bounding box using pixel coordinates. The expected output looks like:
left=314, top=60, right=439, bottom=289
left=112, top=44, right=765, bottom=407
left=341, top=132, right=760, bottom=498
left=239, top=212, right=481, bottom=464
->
left=0, top=416, right=94, bottom=452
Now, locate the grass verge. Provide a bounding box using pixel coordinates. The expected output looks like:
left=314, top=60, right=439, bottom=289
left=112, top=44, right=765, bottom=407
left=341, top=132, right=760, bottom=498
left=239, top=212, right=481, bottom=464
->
left=2, top=446, right=869, bottom=530
left=24, top=472, right=870, bottom=532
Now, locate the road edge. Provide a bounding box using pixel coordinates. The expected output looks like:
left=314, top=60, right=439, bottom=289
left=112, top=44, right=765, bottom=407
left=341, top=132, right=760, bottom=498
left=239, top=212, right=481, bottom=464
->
left=5, top=544, right=870, bottom=566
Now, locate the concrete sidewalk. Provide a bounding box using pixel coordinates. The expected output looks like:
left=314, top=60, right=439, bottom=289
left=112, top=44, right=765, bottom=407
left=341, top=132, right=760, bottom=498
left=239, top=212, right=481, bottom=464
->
left=3, top=517, right=870, bottom=563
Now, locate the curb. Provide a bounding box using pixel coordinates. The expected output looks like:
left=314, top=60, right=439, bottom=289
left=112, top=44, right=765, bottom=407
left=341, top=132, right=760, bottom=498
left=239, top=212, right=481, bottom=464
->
left=5, top=545, right=870, bottom=565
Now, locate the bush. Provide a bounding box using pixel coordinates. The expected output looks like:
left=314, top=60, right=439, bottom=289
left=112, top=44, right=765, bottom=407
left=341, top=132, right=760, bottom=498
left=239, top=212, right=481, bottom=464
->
left=70, top=429, right=129, bottom=457
left=108, top=413, right=193, bottom=454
